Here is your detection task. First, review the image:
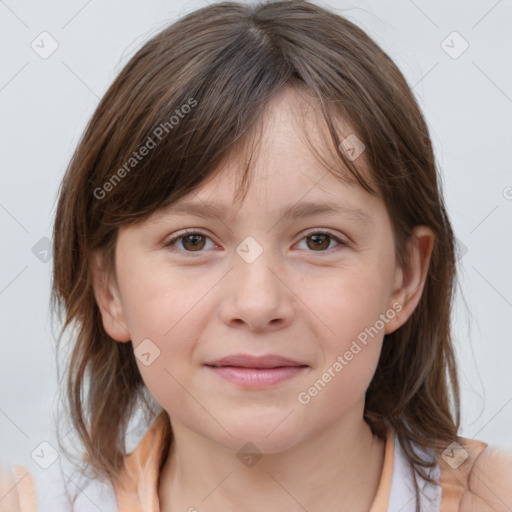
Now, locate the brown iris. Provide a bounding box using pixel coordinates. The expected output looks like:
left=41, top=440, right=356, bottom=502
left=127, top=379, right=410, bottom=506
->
left=181, top=234, right=206, bottom=251
left=305, top=234, right=331, bottom=251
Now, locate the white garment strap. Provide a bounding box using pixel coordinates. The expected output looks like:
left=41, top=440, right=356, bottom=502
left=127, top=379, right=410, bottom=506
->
left=33, top=455, right=119, bottom=512
left=388, top=433, right=442, bottom=511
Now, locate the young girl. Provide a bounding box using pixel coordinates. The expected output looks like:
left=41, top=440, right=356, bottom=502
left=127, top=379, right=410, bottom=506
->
left=3, top=0, right=511, bottom=510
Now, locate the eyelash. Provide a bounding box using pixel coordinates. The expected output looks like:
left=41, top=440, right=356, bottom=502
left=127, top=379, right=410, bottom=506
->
left=163, top=229, right=348, bottom=256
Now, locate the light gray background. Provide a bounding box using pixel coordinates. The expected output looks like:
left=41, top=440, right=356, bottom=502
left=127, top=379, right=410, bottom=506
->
left=1, top=0, right=511, bottom=472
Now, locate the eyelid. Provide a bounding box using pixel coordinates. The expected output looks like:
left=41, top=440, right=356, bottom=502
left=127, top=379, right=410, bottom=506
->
left=299, top=228, right=347, bottom=242
left=296, top=228, right=349, bottom=250
left=164, top=228, right=217, bottom=248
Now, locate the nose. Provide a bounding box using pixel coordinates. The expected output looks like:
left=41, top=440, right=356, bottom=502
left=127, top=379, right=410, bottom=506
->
left=218, top=245, right=295, bottom=332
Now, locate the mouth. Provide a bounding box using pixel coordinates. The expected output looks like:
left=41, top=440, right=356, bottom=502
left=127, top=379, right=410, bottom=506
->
left=204, top=354, right=309, bottom=388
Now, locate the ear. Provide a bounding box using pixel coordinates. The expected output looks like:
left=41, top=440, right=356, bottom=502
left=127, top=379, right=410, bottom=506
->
left=384, top=225, right=435, bottom=335
left=90, top=249, right=131, bottom=342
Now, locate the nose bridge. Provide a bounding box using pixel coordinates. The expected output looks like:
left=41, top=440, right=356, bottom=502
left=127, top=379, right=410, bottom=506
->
left=234, top=234, right=283, bottom=299
left=220, top=234, right=294, bottom=330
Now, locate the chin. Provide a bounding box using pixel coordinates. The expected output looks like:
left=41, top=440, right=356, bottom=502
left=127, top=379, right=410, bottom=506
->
left=212, top=415, right=304, bottom=455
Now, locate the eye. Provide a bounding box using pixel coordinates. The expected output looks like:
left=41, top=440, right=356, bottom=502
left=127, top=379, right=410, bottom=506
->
left=296, top=231, right=347, bottom=252
left=164, top=229, right=348, bottom=256
left=164, top=230, right=217, bottom=254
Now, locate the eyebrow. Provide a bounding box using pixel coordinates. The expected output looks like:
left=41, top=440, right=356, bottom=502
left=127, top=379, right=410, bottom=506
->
left=160, top=199, right=371, bottom=225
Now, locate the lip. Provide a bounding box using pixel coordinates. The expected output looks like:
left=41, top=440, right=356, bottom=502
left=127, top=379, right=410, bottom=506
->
left=204, top=354, right=309, bottom=388
left=205, top=354, right=307, bottom=369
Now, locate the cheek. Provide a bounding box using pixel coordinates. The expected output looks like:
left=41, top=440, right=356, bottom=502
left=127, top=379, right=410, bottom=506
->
left=118, top=263, right=212, bottom=409
left=295, top=259, right=392, bottom=402
left=296, top=351, right=378, bottom=434
left=303, top=267, right=392, bottom=344
left=118, top=257, right=211, bottom=341
left=297, top=297, right=385, bottom=422
left=136, top=357, right=194, bottom=418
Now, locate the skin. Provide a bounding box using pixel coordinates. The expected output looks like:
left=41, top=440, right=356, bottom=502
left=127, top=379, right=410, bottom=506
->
left=92, top=86, right=435, bottom=512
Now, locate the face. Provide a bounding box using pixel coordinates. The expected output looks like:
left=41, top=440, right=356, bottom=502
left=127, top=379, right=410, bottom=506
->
left=94, top=87, right=418, bottom=453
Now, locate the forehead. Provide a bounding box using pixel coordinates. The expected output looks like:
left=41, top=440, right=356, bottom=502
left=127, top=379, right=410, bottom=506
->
left=146, top=85, right=379, bottom=225
left=202, top=86, right=374, bottom=196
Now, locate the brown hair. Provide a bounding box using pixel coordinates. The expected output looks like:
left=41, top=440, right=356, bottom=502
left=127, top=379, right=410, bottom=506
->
left=51, top=0, right=461, bottom=508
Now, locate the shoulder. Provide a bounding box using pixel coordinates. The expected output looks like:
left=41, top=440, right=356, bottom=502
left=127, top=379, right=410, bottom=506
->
left=0, top=464, right=21, bottom=512
left=461, top=444, right=512, bottom=512
left=438, top=436, right=512, bottom=512
left=0, top=457, right=119, bottom=512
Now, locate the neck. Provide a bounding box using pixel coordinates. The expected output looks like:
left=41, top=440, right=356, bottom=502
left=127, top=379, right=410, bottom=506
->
left=158, top=408, right=386, bottom=512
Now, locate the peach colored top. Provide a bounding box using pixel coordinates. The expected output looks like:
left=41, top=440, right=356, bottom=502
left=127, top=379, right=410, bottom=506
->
left=113, top=411, right=395, bottom=511
left=6, top=412, right=512, bottom=512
